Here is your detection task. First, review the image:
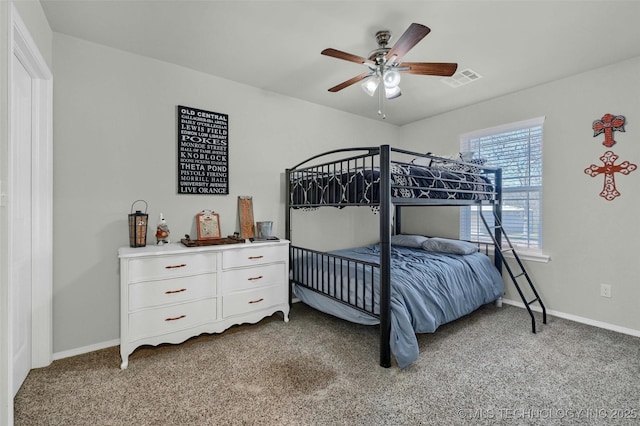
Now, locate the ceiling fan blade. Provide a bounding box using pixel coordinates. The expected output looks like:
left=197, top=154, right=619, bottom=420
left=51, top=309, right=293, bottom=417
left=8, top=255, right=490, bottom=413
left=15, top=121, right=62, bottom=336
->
left=398, top=62, right=458, bottom=76
left=328, top=72, right=371, bottom=92
left=386, top=23, right=431, bottom=62
left=322, top=48, right=373, bottom=65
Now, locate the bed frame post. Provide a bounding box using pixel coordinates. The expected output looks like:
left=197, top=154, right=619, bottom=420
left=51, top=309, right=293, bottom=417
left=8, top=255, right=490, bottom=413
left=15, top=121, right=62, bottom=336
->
left=285, top=168, right=291, bottom=242
left=379, top=145, right=392, bottom=368
left=493, top=168, right=503, bottom=273
left=285, top=168, right=293, bottom=306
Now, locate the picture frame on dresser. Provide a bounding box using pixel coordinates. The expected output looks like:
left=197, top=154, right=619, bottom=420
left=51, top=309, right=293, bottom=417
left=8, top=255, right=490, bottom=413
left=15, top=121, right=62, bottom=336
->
left=196, top=210, right=221, bottom=240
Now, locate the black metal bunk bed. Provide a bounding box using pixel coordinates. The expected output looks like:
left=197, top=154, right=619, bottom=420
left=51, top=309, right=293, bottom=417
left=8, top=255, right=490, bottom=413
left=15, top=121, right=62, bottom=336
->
left=285, top=145, right=545, bottom=368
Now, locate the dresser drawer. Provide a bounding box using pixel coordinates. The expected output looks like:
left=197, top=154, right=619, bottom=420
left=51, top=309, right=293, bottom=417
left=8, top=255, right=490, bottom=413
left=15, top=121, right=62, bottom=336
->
left=222, top=285, right=284, bottom=318
left=127, top=253, right=216, bottom=283
left=221, top=263, right=285, bottom=294
left=129, top=273, right=216, bottom=310
left=222, top=244, right=287, bottom=269
left=128, top=298, right=216, bottom=341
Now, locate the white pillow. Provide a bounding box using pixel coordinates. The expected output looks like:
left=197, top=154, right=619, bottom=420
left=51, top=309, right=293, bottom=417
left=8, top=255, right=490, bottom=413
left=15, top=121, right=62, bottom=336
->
left=422, top=237, right=478, bottom=255
left=411, top=156, right=432, bottom=167
left=390, top=234, right=429, bottom=248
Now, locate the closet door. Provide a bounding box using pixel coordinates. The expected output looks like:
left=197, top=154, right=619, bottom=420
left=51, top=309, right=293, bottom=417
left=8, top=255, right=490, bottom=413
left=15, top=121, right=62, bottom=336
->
left=11, top=52, right=34, bottom=397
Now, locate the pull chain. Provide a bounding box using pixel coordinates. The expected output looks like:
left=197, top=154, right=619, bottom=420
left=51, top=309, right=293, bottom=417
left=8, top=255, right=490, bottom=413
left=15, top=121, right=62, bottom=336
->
left=378, top=82, right=386, bottom=119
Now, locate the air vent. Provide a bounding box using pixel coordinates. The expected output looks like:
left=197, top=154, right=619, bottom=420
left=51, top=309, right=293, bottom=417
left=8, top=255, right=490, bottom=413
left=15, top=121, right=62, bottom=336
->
left=441, top=68, right=482, bottom=88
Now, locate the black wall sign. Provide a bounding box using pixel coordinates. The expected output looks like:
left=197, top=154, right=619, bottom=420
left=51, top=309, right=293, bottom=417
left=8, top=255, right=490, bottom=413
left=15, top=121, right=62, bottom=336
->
left=177, top=105, right=229, bottom=194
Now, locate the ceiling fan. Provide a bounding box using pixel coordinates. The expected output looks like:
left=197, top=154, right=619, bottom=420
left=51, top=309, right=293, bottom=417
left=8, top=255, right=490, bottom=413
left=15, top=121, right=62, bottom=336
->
left=322, top=23, right=458, bottom=118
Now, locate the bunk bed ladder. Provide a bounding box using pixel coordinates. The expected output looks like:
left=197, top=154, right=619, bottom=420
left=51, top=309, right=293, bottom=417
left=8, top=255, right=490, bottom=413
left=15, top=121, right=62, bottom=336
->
left=479, top=208, right=547, bottom=333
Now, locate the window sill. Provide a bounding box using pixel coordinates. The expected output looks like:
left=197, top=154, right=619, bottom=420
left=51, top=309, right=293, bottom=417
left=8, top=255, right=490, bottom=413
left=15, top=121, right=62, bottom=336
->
left=477, top=243, right=550, bottom=263
left=503, top=249, right=550, bottom=263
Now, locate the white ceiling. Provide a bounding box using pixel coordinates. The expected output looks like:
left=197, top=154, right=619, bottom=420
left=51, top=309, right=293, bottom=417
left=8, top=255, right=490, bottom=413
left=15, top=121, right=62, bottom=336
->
left=40, top=0, right=640, bottom=126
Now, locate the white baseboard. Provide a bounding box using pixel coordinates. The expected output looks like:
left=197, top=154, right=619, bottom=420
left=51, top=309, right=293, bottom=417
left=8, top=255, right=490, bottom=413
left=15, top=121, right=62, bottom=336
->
left=502, top=298, right=640, bottom=338
left=53, top=338, right=120, bottom=361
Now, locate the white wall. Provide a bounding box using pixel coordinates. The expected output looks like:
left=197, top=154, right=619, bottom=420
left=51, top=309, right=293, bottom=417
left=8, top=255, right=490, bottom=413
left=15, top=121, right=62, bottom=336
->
left=52, top=34, right=397, bottom=353
left=399, top=56, right=640, bottom=334
left=44, top=13, right=640, bottom=355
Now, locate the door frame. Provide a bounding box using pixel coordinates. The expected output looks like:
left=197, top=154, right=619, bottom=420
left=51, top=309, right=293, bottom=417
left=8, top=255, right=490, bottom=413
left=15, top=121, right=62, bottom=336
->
left=1, top=3, right=53, bottom=422
left=11, top=2, right=53, bottom=370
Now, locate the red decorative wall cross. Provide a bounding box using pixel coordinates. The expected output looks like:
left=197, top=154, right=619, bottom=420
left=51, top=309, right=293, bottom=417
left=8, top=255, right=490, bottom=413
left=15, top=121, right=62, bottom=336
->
left=592, top=114, right=625, bottom=147
left=584, top=151, right=637, bottom=201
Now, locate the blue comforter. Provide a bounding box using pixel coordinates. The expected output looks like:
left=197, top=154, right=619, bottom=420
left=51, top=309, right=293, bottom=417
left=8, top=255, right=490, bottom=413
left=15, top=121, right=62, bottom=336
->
left=294, top=244, right=504, bottom=368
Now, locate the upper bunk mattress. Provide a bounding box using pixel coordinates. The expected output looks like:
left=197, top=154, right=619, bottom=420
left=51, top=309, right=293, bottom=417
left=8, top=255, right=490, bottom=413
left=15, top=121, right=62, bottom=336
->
left=290, top=163, right=494, bottom=206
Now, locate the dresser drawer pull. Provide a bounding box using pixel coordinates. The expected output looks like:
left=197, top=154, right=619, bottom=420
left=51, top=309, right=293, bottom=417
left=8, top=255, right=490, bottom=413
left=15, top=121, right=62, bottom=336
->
left=165, top=314, right=186, bottom=322
left=165, top=264, right=187, bottom=269
left=248, top=255, right=264, bottom=260
left=165, top=288, right=187, bottom=294
left=248, top=298, right=264, bottom=304
left=247, top=275, right=263, bottom=281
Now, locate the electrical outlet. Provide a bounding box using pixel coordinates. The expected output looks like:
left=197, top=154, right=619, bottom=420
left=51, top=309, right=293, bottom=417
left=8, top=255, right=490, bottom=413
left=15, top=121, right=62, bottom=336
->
left=600, top=283, right=612, bottom=298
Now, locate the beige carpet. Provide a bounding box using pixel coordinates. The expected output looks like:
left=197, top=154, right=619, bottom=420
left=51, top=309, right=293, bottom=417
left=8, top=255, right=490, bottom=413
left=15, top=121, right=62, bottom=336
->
left=14, top=303, right=640, bottom=425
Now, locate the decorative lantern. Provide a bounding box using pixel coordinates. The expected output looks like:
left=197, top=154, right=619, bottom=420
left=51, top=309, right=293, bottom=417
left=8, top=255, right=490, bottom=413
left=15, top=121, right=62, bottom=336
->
left=128, top=200, right=148, bottom=247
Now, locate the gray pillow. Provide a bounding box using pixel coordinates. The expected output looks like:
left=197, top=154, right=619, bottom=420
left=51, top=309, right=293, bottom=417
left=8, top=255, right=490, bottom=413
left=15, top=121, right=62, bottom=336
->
left=421, top=237, right=478, bottom=255
left=390, top=234, right=429, bottom=248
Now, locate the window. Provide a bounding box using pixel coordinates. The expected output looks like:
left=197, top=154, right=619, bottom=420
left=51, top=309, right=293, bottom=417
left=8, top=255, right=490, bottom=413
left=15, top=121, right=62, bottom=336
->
left=460, top=117, right=544, bottom=250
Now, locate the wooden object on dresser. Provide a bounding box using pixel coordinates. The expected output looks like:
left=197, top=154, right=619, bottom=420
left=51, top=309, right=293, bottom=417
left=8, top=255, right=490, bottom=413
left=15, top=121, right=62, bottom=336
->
left=118, top=240, right=289, bottom=369
left=238, top=196, right=255, bottom=238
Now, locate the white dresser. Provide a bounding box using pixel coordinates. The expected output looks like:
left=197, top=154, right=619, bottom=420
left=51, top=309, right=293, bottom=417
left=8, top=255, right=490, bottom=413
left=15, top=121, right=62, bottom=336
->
left=118, top=240, right=289, bottom=369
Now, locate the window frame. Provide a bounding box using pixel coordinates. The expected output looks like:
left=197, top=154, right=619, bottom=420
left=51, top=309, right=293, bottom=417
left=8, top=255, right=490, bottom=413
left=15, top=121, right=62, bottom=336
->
left=459, top=117, right=545, bottom=255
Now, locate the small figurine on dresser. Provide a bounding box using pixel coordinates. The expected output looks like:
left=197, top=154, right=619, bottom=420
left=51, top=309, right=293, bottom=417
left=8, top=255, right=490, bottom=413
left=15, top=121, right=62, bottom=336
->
left=155, top=213, right=170, bottom=245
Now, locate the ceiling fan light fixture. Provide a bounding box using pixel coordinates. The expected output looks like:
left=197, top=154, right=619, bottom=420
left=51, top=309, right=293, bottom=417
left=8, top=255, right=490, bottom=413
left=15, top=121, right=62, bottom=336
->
left=322, top=23, right=457, bottom=118
left=361, top=76, right=380, bottom=96
left=385, top=85, right=401, bottom=99
left=383, top=69, right=401, bottom=88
